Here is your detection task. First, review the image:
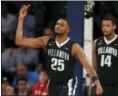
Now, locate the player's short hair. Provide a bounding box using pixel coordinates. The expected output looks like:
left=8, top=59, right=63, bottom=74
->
left=102, top=14, right=116, bottom=25
left=58, top=18, right=71, bottom=28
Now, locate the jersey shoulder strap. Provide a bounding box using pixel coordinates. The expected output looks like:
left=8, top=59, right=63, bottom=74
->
left=66, top=39, right=76, bottom=46
left=66, top=39, right=78, bottom=54
left=96, top=36, right=104, bottom=44
left=46, top=37, right=55, bottom=48
left=95, top=36, right=104, bottom=54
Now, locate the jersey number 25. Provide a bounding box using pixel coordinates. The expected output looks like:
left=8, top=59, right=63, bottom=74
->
left=51, top=58, right=65, bottom=71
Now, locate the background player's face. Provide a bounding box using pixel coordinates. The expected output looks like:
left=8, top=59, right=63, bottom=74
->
left=54, top=19, right=69, bottom=36
left=40, top=72, right=48, bottom=84
left=102, top=20, right=116, bottom=37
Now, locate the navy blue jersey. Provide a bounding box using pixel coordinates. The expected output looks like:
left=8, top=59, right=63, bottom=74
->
left=45, top=38, right=77, bottom=83
left=96, top=36, right=118, bottom=85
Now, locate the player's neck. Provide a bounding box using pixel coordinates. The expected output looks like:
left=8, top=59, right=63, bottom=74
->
left=56, top=35, right=68, bottom=44
left=104, top=33, right=116, bottom=41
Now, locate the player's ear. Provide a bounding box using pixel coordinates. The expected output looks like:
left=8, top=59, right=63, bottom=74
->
left=67, top=27, right=70, bottom=32
left=113, top=24, right=116, bottom=30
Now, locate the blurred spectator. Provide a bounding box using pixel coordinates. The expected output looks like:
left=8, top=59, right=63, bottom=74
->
left=2, top=77, right=10, bottom=96
left=3, top=85, right=15, bottom=96
left=12, top=64, right=39, bottom=87
left=33, top=70, right=48, bottom=96
left=32, top=2, right=46, bottom=37
left=40, top=28, right=53, bottom=70
left=43, top=28, right=53, bottom=36
left=1, top=33, right=6, bottom=52
left=23, top=14, right=36, bottom=38
left=36, top=64, right=43, bottom=74
left=2, top=48, right=16, bottom=73
left=1, top=3, right=17, bottom=40
left=13, top=48, right=39, bottom=70
left=16, top=77, right=32, bottom=96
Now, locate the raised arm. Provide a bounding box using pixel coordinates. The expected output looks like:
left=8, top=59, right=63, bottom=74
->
left=15, top=5, right=49, bottom=48
left=72, top=43, right=103, bottom=95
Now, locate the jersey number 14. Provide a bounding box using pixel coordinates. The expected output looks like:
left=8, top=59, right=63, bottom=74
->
left=51, top=58, right=65, bottom=71
left=101, top=55, right=112, bottom=67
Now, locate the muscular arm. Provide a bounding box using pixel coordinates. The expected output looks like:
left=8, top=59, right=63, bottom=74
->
left=72, top=43, right=103, bottom=95
left=88, top=40, right=98, bottom=95
left=72, top=43, right=97, bottom=78
left=93, top=40, right=98, bottom=73
left=15, top=17, right=50, bottom=48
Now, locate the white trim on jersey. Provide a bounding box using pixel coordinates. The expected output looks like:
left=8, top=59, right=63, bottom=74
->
left=68, top=76, right=78, bottom=96
left=68, top=78, right=73, bottom=95
left=73, top=76, right=78, bottom=95
left=104, top=35, right=118, bottom=45
left=55, top=38, right=70, bottom=48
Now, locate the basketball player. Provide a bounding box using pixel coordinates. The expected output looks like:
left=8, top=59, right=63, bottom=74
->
left=91, top=14, right=118, bottom=96
left=16, top=5, right=103, bottom=96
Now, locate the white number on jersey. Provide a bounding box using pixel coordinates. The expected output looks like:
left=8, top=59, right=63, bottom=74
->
left=51, top=58, right=64, bottom=71
left=101, top=55, right=112, bottom=67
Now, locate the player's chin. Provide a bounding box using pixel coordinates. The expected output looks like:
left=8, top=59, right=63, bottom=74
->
left=55, top=32, right=62, bottom=35
left=103, top=32, right=110, bottom=36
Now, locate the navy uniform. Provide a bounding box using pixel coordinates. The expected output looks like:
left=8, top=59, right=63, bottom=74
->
left=45, top=38, right=78, bottom=96
left=95, top=36, right=118, bottom=96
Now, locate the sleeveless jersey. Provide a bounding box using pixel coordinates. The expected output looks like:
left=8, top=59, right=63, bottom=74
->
left=96, top=36, right=118, bottom=85
left=45, top=38, right=77, bottom=84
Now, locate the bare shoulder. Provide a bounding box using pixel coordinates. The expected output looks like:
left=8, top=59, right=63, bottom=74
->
left=37, top=36, right=50, bottom=46
left=72, top=43, right=81, bottom=49
left=93, top=39, right=98, bottom=44
left=72, top=43, right=83, bottom=55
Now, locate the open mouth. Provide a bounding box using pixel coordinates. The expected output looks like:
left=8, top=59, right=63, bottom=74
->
left=56, top=30, right=61, bottom=32
left=103, top=31, right=108, bottom=34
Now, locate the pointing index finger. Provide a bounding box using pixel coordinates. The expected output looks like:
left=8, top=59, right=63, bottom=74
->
left=26, top=4, right=30, bottom=9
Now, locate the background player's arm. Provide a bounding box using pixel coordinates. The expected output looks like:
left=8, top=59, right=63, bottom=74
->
left=15, top=5, right=50, bottom=48
left=72, top=43, right=103, bottom=95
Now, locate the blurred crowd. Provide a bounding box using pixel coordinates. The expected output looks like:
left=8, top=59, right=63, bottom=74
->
left=1, top=1, right=118, bottom=96
left=1, top=1, right=67, bottom=96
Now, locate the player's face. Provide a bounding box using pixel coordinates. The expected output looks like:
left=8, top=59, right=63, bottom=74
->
left=40, top=72, right=48, bottom=84
left=54, top=19, right=69, bottom=36
left=102, top=20, right=116, bottom=36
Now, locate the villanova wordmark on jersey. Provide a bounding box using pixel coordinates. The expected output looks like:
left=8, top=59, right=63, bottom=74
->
left=48, top=49, right=69, bottom=61
left=98, top=47, right=117, bottom=57
left=96, top=36, right=118, bottom=85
